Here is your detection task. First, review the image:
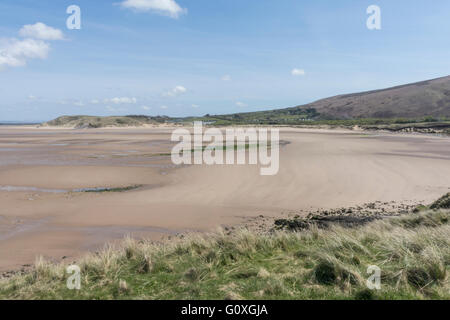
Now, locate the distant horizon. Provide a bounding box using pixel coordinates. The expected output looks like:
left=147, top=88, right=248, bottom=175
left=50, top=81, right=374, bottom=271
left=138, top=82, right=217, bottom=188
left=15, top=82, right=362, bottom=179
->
left=0, top=121, right=41, bottom=124
left=2, top=73, right=449, bottom=123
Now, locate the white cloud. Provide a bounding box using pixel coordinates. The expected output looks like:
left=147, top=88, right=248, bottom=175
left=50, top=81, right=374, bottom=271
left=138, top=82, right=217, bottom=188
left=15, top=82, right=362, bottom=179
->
left=163, top=85, right=187, bottom=97
left=104, top=97, right=137, bottom=104
left=106, top=105, right=128, bottom=112
left=192, top=104, right=199, bottom=108
left=141, top=105, right=151, bottom=110
left=236, top=101, right=247, bottom=107
left=90, top=99, right=100, bottom=104
left=54, top=99, right=85, bottom=106
left=291, top=68, right=306, bottom=76
left=0, top=23, right=63, bottom=70
left=19, top=23, right=64, bottom=41
left=0, top=38, right=50, bottom=68
left=160, top=105, right=168, bottom=109
left=221, top=75, right=231, bottom=81
left=120, top=0, right=187, bottom=19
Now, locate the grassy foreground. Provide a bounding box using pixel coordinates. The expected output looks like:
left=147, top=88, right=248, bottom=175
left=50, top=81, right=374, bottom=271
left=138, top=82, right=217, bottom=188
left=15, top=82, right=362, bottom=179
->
left=0, top=208, right=449, bottom=300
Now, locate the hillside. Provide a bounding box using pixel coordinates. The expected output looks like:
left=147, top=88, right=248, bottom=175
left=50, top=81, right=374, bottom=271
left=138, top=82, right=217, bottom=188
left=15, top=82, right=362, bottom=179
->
left=200, top=76, right=450, bottom=124
left=302, top=75, right=450, bottom=119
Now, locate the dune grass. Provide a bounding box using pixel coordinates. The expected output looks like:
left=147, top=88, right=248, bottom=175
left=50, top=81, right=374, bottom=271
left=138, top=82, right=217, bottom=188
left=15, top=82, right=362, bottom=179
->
left=0, top=208, right=448, bottom=300
left=0, top=211, right=448, bottom=300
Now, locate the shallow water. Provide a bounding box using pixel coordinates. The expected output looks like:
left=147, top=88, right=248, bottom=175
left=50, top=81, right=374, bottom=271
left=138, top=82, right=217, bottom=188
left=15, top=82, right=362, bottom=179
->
left=0, top=185, right=144, bottom=194
left=0, top=218, right=50, bottom=241
left=0, top=186, right=67, bottom=193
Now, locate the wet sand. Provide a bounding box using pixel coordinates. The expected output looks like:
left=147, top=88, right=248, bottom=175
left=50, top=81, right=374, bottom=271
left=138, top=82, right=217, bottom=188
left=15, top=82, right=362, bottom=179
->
left=1, top=126, right=450, bottom=271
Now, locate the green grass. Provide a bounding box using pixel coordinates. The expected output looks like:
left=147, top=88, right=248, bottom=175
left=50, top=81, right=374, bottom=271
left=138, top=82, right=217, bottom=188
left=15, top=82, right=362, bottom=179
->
left=0, top=209, right=448, bottom=300
left=173, top=110, right=450, bottom=128
left=172, top=114, right=450, bottom=136
left=430, top=193, right=450, bottom=210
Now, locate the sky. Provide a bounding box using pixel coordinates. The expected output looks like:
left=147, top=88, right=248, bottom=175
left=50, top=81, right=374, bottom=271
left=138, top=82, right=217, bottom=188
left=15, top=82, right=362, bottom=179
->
left=1, top=0, right=450, bottom=122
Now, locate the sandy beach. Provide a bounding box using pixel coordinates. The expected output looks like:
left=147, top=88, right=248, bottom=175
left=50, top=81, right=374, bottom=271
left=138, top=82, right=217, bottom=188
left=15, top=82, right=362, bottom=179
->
left=0, top=126, right=449, bottom=272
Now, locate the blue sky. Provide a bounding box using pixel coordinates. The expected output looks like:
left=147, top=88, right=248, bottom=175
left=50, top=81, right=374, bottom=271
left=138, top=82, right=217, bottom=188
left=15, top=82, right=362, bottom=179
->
left=1, top=0, right=450, bottom=121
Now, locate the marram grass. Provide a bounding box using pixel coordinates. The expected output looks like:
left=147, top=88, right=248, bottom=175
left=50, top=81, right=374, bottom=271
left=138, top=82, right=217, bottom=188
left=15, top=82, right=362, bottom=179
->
left=0, top=210, right=448, bottom=300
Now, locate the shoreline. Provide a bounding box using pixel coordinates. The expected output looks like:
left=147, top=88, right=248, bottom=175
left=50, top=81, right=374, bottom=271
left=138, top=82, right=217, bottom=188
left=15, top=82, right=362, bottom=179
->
left=0, top=196, right=428, bottom=278
left=2, top=122, right=449, bottom=138
left=2, top=205, right=448, bottom=300
left=0, top=126, right=449, bottom=273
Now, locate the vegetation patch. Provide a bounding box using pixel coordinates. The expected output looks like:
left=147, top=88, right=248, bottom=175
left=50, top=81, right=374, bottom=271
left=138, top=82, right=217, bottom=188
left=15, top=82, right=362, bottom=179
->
left=0, top=207, right=448, bottom=300
left=77, top=185, right=143, bottom=193
left=273, top=202, right=407, bottom=231
left=430, top=193, right=450, bottom=210
left=313, top=260, right=337, bottom=285
left=275, top=215, right=380, bottom=231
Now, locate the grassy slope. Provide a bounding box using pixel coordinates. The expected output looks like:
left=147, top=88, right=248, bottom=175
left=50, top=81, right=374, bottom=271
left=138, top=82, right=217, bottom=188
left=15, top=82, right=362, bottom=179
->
left=0, top=208, right=448, bottom=300
left=305, top=75, right=450, bottom=119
